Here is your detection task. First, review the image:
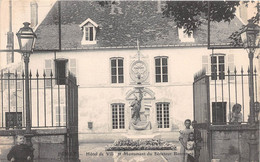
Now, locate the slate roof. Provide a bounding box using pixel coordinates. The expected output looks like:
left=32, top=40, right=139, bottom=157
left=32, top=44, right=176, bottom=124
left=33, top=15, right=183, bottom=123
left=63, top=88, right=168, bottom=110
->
left=34, top=1, right=243, bottom=50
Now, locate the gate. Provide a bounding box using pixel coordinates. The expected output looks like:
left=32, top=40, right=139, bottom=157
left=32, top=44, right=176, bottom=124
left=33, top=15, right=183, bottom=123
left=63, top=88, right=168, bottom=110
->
left=66, top=73, right=79, bottom=160
left=193, top=73, right=211, bottom=162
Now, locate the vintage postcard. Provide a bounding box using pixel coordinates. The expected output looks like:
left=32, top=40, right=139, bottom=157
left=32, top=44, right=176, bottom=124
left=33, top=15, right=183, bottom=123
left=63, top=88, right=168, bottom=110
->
left=0, top=0, right=259, bottom=162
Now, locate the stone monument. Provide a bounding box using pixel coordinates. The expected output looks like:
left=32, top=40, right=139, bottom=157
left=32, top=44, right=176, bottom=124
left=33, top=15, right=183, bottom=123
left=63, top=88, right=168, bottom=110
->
left=128, top=40, right=152, bottom=130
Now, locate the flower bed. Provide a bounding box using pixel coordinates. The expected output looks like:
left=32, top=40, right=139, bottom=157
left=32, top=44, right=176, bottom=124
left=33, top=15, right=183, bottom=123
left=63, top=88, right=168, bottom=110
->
left=105, top=139, right=176, bottom=151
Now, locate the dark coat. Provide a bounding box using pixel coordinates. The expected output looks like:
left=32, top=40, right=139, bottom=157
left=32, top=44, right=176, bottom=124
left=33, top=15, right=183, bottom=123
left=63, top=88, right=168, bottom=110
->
left=7, top=144, right=34, bottom=162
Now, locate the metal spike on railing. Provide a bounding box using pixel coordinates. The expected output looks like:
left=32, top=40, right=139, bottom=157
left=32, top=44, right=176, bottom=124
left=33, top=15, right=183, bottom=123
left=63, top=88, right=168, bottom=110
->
left=50, top=70, right=53, bottom=77
left=227, top=67, right=230, bottom=74
left=22, top=71, right=25, bottom=77
left=36, top=70, right=39, bottom=77
left=8, top=70, right=10, bottom=78
left=43, top=70, right=46, bottom=77
left=254, top=66, right=257, bottom=73
left=29, top=70, right=32, bottom=78
left=0, top=70, right=3, bottom=78
left=247, top=67, right=250, bottom=74
left=234, top=67, right=237, bottom=74
left=241, top=67, right=244, bottom=74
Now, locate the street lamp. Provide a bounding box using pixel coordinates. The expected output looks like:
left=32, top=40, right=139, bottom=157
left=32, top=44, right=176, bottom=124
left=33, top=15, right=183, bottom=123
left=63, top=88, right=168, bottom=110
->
left=16, top=22, right=37, bottom=146
left=241, top=19, right=259, bottom=124
left=241, top=20, right=259, bottom=161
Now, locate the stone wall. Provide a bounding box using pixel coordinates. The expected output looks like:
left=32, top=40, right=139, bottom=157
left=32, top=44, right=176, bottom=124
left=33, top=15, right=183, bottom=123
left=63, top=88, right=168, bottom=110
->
left=0, top=135, right=66, bottom=161
left=212, top=129, right=259, bottom=162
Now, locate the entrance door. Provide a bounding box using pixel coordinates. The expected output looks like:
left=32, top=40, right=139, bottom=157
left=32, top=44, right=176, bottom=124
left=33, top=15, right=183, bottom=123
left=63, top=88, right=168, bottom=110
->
left=212, top=102, right=226, bottom=124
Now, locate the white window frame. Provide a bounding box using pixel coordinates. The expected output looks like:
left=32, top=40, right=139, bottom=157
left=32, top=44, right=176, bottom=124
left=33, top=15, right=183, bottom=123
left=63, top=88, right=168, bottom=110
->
left=111, top=103, right=125, bottom=129
left=155, top=56, right=168, bottom=83
left=156, top=102, right=170, bottom=129
left=211, top=54, right=225, bottom=80
left=110, top=57, right=124, bottom=84
left=178, top=27, right=195, bottom=42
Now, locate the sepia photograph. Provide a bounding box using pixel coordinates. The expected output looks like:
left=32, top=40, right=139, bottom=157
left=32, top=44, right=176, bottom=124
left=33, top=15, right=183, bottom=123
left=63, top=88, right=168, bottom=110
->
left=0, top=0, right=259, bottom=161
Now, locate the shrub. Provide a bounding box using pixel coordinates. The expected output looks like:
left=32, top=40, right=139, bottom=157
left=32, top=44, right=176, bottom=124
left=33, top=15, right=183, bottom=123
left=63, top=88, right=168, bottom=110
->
left=105, top=138, right=176, bottom=151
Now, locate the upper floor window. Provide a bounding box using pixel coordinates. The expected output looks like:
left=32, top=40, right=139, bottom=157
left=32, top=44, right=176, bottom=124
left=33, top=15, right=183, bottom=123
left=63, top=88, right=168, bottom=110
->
left=79, top=18, right=98, bottom=45
left=178, top=27, right=194, bottom=43
left=211, top=55, right=225, bottom=80
left=111, top=103, right=125, bottom=129
left=155, top=56, right=168, bottom=83
left=111, top=57, right=124, bottom=84
left=156, top=102, right=170, bottom=128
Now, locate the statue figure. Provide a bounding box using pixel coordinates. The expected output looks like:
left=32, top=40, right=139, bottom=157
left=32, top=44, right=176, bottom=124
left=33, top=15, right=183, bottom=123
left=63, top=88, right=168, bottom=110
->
left=130, top=89, right=143, bottom=123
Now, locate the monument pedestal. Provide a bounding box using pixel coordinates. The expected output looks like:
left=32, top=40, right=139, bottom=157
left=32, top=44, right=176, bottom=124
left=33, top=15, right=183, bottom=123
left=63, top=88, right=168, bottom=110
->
left=129, top=120, right=151, bottom=130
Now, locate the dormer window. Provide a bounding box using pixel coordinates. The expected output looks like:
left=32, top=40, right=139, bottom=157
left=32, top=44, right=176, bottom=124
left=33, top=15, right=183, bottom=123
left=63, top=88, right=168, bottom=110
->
left=85, top=26, right=94, bottom=41
left=178, top=27, right=194, bottom=43
left=79, top=18, right=98, bottom=45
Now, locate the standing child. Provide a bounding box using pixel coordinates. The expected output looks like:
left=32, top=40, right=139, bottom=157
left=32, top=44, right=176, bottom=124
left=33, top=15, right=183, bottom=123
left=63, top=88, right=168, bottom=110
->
left=186, top=132, right=195, bottom=162
left=7, top=135, right=34, bottom=162
left=179, top=119, right=194, bottom=162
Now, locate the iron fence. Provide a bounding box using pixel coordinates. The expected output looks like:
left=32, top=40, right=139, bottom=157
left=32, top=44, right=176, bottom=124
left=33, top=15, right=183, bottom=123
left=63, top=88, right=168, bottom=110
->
left=194, top=66, right=258, bottom=125
left=0, top=69, right=77, bottom=129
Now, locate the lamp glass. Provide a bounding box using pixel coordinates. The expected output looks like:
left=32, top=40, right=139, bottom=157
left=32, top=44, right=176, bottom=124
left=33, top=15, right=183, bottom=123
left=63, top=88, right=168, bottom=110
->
left=16, top=22, right=36, bottom=53
left=246, top=29, right=257, bottom=48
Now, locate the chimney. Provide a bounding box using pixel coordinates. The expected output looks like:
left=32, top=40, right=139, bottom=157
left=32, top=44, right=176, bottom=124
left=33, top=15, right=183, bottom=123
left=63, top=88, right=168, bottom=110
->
left=30, top=0, right=38, bottom=27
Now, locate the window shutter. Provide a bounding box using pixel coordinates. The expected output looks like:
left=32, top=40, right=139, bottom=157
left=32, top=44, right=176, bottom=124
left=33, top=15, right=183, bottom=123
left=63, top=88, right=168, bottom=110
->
left=227, top=54, right=234, bottom=80
left=202, top=55, right=209, bottom=74
left=69, top=59, right=77, bottom=76
left=45, top=59, right=53, bottom=87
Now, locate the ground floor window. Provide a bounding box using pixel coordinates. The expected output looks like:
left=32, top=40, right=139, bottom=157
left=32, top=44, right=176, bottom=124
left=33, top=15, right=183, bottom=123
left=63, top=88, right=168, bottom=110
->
left=212, top=102, right=226, bottom=124
left=156, top=102, right=169, bottom=128
left=112, top=103, right=125, bottom=129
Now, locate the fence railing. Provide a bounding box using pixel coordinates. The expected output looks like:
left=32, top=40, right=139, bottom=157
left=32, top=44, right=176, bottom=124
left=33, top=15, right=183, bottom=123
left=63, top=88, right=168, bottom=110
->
left=0, top=69, right=77, bottom=129
left=194, top=67, right=258, bottom=125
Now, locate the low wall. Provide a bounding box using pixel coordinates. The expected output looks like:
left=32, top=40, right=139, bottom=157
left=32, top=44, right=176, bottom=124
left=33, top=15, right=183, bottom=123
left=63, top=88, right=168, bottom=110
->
left=0, top=135, right=66, bottom=161
left=211, top=126, right=259, bottom=162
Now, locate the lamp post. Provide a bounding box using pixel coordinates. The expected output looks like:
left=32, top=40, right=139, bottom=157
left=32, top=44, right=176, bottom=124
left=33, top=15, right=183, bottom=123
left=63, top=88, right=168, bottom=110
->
left=241, top=19, right=259, bottom=162
left=241, top=19, right=259, bottom=124
left=16, top=22, right=37, bottom=146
